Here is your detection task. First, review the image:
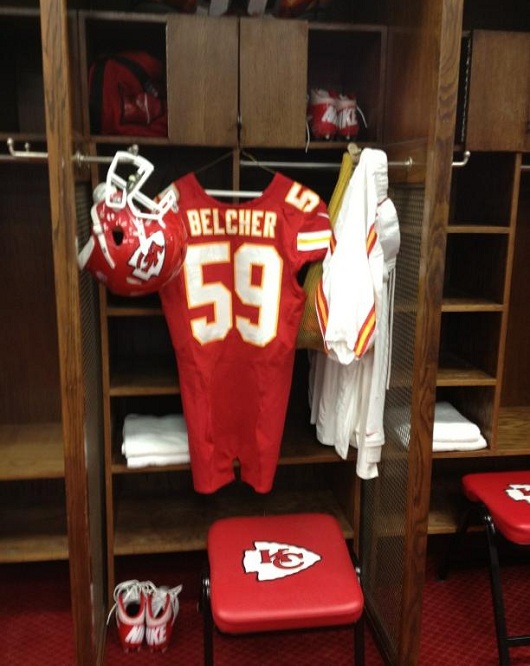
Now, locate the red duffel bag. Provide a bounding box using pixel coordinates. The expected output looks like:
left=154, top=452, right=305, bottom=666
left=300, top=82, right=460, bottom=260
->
left=88, top=50, right=167, bottom=137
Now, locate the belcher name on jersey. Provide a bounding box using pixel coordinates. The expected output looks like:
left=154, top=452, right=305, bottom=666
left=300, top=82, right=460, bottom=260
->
left=186, top=207, right=278, bottom=239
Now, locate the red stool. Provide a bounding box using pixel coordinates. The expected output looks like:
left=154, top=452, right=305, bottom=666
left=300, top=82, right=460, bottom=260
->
left=440, top=471, right=530, bottom=666
left=201, top=512, right=365, bottom=665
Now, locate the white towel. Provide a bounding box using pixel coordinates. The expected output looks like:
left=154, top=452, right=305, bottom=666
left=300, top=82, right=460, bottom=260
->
left=126, top=453, right=190, bottom=469
left=433, top=435, right=487, bottom=452
left=433, top=402, right=482, bottom=442
left=122, top=414, right=189, bottom=458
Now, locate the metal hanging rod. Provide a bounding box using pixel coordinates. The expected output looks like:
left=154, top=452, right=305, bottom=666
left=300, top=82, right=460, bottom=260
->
left=241, top=158, right=417, bottom=170
left=2, top=138, right=472, bottom=171
left=240, top=151, right=471, bottom=171
left=1, top=138, right=139, bottom=165
left=205, top=189, right=263, bottom=198
left=241, top=159, right=351, bottom=171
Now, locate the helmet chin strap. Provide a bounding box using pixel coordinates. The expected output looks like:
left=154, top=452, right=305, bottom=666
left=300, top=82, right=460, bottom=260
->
left=90, top=204, right=116, bottom=270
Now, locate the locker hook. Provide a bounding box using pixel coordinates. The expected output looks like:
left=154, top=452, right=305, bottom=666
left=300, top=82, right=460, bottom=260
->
left=5, top=138, right=139, bottom=166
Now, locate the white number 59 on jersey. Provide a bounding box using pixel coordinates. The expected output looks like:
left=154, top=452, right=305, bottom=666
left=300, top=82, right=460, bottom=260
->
left=184, top=242, right=283, bottom=347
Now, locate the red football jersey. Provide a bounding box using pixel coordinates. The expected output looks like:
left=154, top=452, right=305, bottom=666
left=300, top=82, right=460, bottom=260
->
left=159, top=172, right=331, bottom=493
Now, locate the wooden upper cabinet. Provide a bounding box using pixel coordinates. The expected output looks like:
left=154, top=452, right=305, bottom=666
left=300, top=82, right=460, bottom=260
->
left=167, top=15, right=239, bottom=146
left=167, top=15, right=308, bottom=148
left=466, top=30, right=530, bottom=152
left=239, top=17, right=308, bottom=148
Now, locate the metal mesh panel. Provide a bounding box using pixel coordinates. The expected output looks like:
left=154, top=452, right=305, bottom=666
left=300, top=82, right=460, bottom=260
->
left=360, top=184, right=424, bottom=660
left=76, top=181, right=107, bottom=616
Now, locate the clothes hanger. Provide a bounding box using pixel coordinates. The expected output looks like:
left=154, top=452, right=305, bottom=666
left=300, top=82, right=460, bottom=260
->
left=194, top=149, right=266, bottom=199
left=206, top=150, right=280, bottom=198
left=240, top=150, right=276, bottom=175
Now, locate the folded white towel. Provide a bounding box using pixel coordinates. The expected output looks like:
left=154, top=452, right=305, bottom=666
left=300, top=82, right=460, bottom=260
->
left=433, top=434, right=487, bottom=452
left=122, top=414, right=189, bottom=458
left=126, top=452, right=191, bottom=469
left=433, top=402, right=482, bottom=442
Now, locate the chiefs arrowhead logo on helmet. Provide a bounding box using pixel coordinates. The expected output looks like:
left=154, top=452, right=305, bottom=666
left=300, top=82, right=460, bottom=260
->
left=127, top=226, right=167, bottom=280
left=78, top=151, right=187, bottom=297
left=243, top=540, right=321, bottom=581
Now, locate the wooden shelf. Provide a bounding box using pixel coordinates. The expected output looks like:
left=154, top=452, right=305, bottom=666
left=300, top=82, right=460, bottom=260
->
left=112, top=456, right=191, bottom=473
left=0, top=500, right=68, bottom=562
left=106, top=293, right=163, bottom=317
left=432, top=448, right=493, bottom=460
left=281, top=420, right=355, bottom=464
left=109, top=363, right=179, bottom=396
left=112, top=418, right=352, bottom=472
left=107, top=305, right=163, bottom=317
left=0, top=423, right=64, bottom=480
left=441, top=297, right=504, bottom=313
left=366, top=489, right=473, bottom=537
left=428, top=479, right=466, bottom=534
left=114, top=486, right=353, bottom=555
left=436, top=366, right=496, bottom=387
left=446, top=225, right=510, bottom=234
left=496, top=406, right=530, bottom=455
left=428, top=505, right=461, bottom=535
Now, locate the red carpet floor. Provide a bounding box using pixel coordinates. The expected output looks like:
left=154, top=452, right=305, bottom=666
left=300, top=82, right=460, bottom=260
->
left=1, top=560, right=75, bottom=666
left=3, top=539, right=530, bottom=665
left=419, top=537, right=530, bottom=666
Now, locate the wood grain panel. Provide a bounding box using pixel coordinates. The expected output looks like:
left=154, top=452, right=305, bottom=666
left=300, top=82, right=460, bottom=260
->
left=0, top=163, right=61, bottom=424
left=40, top=1, right=102, bottom=664
left=383, top=2, right=465, bottom=664
left=239, top=18, right=308, bottom=148
left=167, top=15, right=238, bottom=146
left=502, top=167, right=530, bottom=404
left=0, top=423, right=64, bottom=480
left=384, top=3, right=442, bottom=144
left=497, top=406, right=530, bottom=453
left=466, top=31, right=530, bottom=151
left=0, top=500, right=68, bottom=562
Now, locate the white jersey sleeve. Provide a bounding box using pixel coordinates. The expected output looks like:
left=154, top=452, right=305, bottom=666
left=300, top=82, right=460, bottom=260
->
left=316, top=148, right=387, bottom=365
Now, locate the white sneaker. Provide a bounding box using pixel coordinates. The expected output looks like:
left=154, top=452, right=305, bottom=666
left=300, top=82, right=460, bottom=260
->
left=308, top=88, right=338, bottom=140
left=145, top=584, right=184, bottom=652
left=107, top=579, right=156, bottom=652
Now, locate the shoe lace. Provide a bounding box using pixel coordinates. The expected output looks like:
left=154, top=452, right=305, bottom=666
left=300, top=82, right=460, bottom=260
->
left=357, top=104, right=368, bottom=129
left=106, top=579, right=156, bottom=625
left=150, top=584, right=183, bottom=625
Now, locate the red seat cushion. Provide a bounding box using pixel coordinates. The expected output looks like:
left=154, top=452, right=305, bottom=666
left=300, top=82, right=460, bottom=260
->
left=462, top=471, right=530, bottom=545
left=207, top=512, right=364, bottom=634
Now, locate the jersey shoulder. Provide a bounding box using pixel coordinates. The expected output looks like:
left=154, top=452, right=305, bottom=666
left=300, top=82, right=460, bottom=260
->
left=275, top=175, right=327, bottom=219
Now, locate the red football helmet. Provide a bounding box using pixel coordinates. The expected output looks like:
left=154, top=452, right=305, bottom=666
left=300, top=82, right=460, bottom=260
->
left=78, top=151, right=187, bottom=297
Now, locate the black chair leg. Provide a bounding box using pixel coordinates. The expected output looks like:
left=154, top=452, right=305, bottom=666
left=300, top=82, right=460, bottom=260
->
left=480, top=507, right=511, bottom=666
left=351, top=553, right=365, bottom=666
left=201, top=571, right=214, bottom=666
left=354, top=613, right=365, bottom=666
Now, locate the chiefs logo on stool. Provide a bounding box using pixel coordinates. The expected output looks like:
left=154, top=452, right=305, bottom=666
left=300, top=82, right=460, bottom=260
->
left=506, top=484, right=530, bottom=503
left=243, top=541, right=321, bottom=581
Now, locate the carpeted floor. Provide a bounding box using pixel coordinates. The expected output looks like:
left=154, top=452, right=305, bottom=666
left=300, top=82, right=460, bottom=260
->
left=3, top=538, right=530, bottom=665
left=1, top=560, right=75, bottom=666
left=419, top=537, right=530, bottom=666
